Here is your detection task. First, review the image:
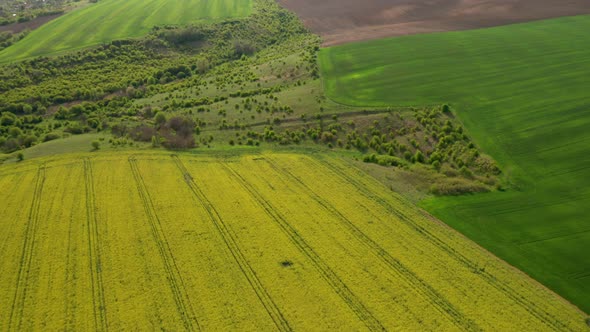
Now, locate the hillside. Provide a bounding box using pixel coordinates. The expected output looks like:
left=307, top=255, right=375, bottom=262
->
left=0, top=151, right=587, bottom=330
left=0, top=0, right=252, bottom=62
left=319, top=15, right=590, bottom=312
left=0, top=0, right=589, bottom=328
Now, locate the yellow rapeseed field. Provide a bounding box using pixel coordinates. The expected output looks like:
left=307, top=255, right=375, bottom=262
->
left=0, top=151, right=587, bottom=331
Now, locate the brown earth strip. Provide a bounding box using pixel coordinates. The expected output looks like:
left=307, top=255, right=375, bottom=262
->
left=277, top=0, right=590, bottom=46
left=0, top=14, right=62, bottom=33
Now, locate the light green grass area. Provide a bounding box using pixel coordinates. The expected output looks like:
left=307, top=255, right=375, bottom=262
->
left=0, top=0, right=252, bottom=62
left=0, top=133, right=151, bottom=164
left=319, top=15, right=590, bottom=313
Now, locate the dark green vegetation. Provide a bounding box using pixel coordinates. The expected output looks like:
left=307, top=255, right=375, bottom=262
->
left=0, top=0, right=252, bottom=62
left=0, top=0, right=498, bottom=194
left=319, top=15, right=590, bottom=312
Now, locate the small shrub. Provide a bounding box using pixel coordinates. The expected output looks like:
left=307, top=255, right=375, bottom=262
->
left=459, top=166, right=474, bottom=178
left=403, top=151, right=412, bottom=161
left=91, top=141, right=100, bottom=150
left=413, top=151, right=425, bottom=163
left=16, top=152, right=24, bottom=162
left=432, top=160, right=441, bottom=170
left=43, top=133, right=61, bottom=142
left=363, top=154, right=406, bottom=167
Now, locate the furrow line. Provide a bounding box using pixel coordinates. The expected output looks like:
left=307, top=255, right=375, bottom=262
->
left=129, top=157, right=200, bottom=332
left=264, top=157, right=481, bottom=331
left=221, top=162, right=386, bottom=331
left=170, top=155, right=292, bottom=332
left=84, top=159, right=108, bottom=332
left=315, top=156, right=572, bottom=332
left=7, top=164, right=46, bottom=331
left=64, top=193, right=77, bottom=331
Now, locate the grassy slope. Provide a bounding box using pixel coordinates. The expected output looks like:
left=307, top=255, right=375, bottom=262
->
left=318, top=15, right=590, bottom=313
left=0, top=0, right=252, bottom=62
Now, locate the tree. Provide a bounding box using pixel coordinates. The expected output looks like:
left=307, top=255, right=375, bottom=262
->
left=8, top=126, right=22, bottom=138
left=16, top=152, right=24, bottom=162
left=413, top=150, right=425, bottom=163
left=196, top=57, right=209, bottom=74
left=0, top=112, right=16, bottom=126
left=91, top=140, right=100, bottom=150
left=154, top=112, right=167, bottom=127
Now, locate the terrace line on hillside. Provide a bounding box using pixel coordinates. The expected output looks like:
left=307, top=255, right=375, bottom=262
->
left=0, top=152, right=586, bottom=330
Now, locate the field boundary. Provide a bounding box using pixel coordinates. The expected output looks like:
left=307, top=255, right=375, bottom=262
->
left=263, top=157, right=481, bottom=331
left=221, top=162, right=386, bottom=331
left=129, top=157, right=200, bottom=331
left=314, top=156, right=574, bottom=331
left=7, top=164, right=46, bottom=330
left=84, top=159, right=109, bottom=331
left=170, top=155, right=292, bottom=332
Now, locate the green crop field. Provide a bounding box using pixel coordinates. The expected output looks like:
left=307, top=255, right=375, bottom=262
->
left=0, top=0, right=252, bottom=62
left=319, top=15, right=590, bottom=313
left=0, top=151, right=587, bottom=330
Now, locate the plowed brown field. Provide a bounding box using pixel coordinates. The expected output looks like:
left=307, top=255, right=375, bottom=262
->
left=277, top=0, right=590, bottom=45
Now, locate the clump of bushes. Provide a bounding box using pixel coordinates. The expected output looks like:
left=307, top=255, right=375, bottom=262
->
left=429, top=177, right=489, bottom=196
left=363, top=154, right=406, bottom=167
left=159, top=116, right=196, bottom=149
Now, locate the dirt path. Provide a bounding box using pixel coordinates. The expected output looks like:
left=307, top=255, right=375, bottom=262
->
left=277, top=0, right=590, bottom=46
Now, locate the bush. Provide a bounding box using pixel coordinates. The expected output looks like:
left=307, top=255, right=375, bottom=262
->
left=16, top=152, right=24, bottom=162
left=22, top=135, right=37, bottom=148
left=64, top=124, right=87, bottom=135
left=432, top=160, right=441, bottom=170
left=363, top=154, right=406, bottom=167
left=233, top=39, right=257, bottom=56
left=460, top=166, right=474, bottom=178
left=413, top=150, right=425, bottom=163
left=151, top=136, right=160, bottom=147
left=154, top=112, right=167, bottom=127
left=160, top=116, right=196, bottom=149
left=91, top=141, right=100, bottom=150
left=0, top=112, right=17, bottom=126
left=130, top=125, right=157, bottom=142
left=430, top=178, right=489, bottom=196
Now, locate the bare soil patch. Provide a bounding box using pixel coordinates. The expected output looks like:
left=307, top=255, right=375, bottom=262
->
left=0, top=14, right=62, bottom=34
left=277, top=0, right=590, bottom=46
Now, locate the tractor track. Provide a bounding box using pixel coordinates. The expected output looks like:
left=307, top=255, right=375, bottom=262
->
left=171, top=155, right=292, bottom=332
left=84, top=159, right=109, bottom=331
left=314, top=156, right=573, bottom=332
left=129, top=157, right=200, bottom=331
left=7, top=164, right=46, bottom=331
left=222, top=162, right=386, bottom=331
left=263, top=157, right=481, bottom=331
